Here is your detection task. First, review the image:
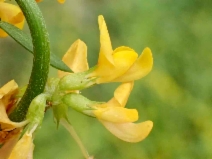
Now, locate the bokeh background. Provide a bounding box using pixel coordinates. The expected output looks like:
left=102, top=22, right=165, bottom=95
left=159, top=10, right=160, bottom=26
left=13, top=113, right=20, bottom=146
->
left=1, top=0, right=212, bottom=158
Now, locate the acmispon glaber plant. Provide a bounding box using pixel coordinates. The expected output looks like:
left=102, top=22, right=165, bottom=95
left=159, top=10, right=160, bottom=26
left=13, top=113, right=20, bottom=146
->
left=0, top=0, right=153, bottom=158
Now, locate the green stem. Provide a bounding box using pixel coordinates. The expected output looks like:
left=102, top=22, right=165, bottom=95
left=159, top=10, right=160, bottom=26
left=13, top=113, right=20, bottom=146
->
left=61, top=119, right=92, bottom=159
left=9, top=0, right=50, bottom=122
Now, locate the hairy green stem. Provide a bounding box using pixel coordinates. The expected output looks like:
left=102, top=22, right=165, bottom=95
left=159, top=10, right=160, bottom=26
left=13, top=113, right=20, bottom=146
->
left=9, top=0, right=50, bottom=122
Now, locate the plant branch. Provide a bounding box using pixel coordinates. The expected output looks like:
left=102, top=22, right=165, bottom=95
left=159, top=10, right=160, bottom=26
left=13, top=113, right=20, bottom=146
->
left=9, top=0, right=50, bottom=122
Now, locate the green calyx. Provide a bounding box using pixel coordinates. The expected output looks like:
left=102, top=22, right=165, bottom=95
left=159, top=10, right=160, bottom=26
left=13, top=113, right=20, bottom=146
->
left=59, top=72, right=96, bottom=91
left=26, top=94, right=48, bottom=131
left=62, top=93, right=101, bottom=117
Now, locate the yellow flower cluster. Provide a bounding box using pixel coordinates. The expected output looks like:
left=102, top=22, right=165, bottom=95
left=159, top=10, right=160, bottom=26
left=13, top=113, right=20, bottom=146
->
left=0, top=0, right=24, bottom=37
left=60, top=15, right=153, bottom=142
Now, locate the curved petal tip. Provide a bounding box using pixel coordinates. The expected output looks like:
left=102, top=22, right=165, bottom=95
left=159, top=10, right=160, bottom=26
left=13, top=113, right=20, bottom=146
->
left=101, top=120, right=153, bottom=143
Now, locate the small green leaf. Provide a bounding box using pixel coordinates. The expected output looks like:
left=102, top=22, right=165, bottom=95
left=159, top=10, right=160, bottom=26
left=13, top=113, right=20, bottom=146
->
left=50, top=53, right=71, bottom=72
left=0, top=21, right=72, bottom=72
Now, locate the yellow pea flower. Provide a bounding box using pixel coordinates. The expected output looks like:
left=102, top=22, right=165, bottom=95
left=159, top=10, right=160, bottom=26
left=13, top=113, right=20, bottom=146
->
left=0, top=0, right=24, bottom=37
left=0, top=80, right=28, bottom=131
left=93, top=82, right=153, bottom=142
left=61, top=15, right=153, bottom=84
left=7, top=130, right=34, bottom=159
left=88, top=15, right=153, bottom=83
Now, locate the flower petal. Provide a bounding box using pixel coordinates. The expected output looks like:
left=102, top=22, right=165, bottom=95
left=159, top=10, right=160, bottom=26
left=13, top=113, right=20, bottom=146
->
left=100, top=120, right=153, bottom=142
left=58, top=39, right=89, bottom=78
left=98, top=15, right=114, bottom=65
left=113, top=82, right=134, bottom=107
left=94, top=47, right=138, bottom=83
left=0, top=3, right=24, bottom=37
left=8, top=131, right=34, bottom=159
left=113, top=47, right=153, bottom=82
left=0, top=81, right=27, bottom=130
left=0, top=101, right=28, bottom=131
left=94, top=107, right=138, bottom=123
left=107, top=82, right=134, bottom=107
left=0, top=80, right=18, bottom=108
left=0, top=80, right=18, bottom=99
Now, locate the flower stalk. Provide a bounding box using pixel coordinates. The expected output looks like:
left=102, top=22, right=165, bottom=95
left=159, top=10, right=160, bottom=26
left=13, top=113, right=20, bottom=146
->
left=61, top=119, right=93, bottom=159
left=9, top=0, right=50, bottom=122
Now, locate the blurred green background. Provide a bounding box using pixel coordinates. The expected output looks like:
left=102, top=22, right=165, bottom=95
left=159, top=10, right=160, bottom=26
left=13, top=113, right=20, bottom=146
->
left=1, top=0, right=212, bottom=158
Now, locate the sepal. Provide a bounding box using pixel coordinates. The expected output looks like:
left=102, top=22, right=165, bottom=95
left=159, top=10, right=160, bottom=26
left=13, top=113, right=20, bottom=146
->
left=59, top=71, right=96, bottom=91
left=62, top=93, right=101, bottom=117
left=52, top=103, right=69, bottom=128
left=26, top=94, right=47, bottom=130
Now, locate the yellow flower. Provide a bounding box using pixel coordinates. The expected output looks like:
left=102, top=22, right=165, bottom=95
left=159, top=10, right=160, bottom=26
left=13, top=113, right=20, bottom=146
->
left=88, top=15, right=153, bottom=83
left=7, top=130, right=34, bottom=159
left=60, top=15, right=153, bottom=84
left=93, top=82, right=153, bottom=142
left=57, top=0, right=65, bottom=3
left=0, top=128, right=35, bottom=159
left=0, top=80, right=28, bottom=158
left=0, top=80, right=28, bottom=131
left=35, top=0, right=65, bottom=4
left=0, top=0, right=24, bottom=37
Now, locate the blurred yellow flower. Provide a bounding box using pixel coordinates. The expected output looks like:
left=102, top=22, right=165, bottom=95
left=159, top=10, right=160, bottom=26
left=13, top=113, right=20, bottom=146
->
left=0, top=128, right=22, bottom=159
left=93, top=82, right=153, bottom=142
left=0, top=80, right=28, bottom=158
left=57, top=0, right=65, bottom=3
left=88, top=15, right=153, bottom=83
left=7, top=130, right=34, bottom=159
left=0, top=0, right=24, bottom=37
left=0, top=80, right=28, bottom=131
left=35, top=0, right=65, bottom=4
